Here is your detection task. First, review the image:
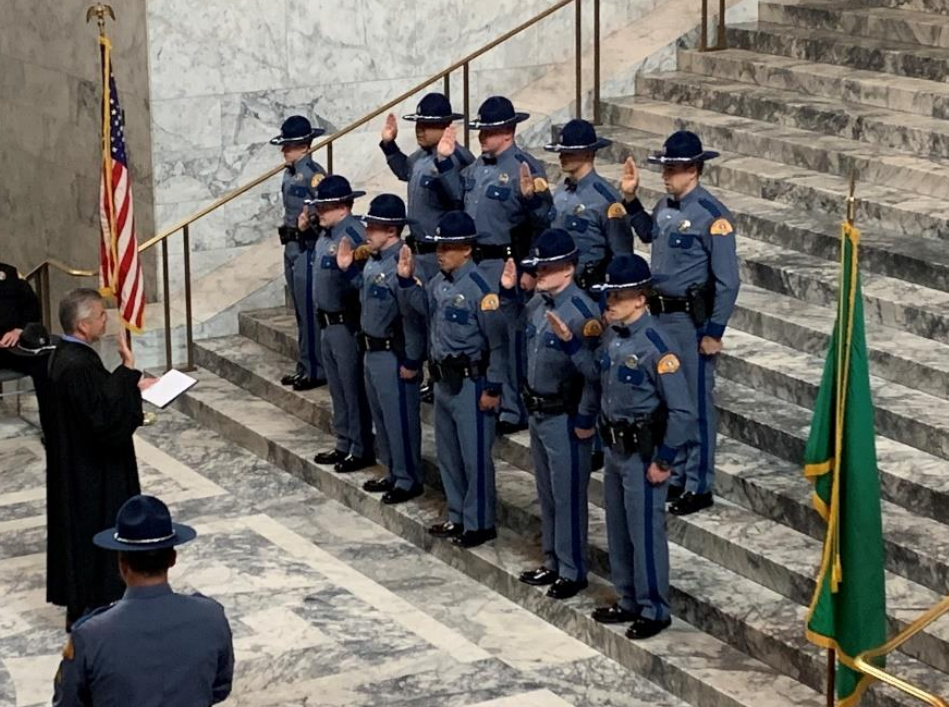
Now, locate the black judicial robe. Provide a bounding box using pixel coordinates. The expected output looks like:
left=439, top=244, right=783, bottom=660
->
left=45, top=340, right=143, bottom=614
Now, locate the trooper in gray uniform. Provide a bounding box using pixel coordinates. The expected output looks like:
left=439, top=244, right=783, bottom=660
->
left=307, top=175, right=376, bottom=473
left=53, top=495, right=233, bottom=707
left=271, top=115, right=327, bottom=390
left=551, top=255, right=696, bottom=640
left=337, top=194, right=426, bottom=504
left=379, top=92, right=474, bottom=283
left=621, top=131, right=740, bottom=516
left=502, top=229, right=601, bottom=601
left=435, top=95, right=552, bottom=434
left=544, top=119, right=633, bottom=290
left=397, top=211, right=508, bottom=548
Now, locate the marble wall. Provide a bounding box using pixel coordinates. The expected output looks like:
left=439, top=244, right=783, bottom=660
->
left=146, top=0, right=666, bottom=293
left=0, top=0, right=156, bottom=309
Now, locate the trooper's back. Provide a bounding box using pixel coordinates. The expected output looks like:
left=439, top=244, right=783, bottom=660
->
left=54, top=584, right=233, bottom=707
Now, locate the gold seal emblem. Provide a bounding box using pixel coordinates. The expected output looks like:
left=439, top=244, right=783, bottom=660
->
left=310, top=173, right=324, bottom=188
left=354, top=244, right=372, bottom=261
left=657, top=353, right=681, bottom=375
left=582, top=319, right=603, bottom=338
left=607, top=203, right=626, bottom=219
left=480, top=293, right=500, bottom=311
left=533, top=177, right=549, bottom=193
left=710, top=218, right=734, bottom=236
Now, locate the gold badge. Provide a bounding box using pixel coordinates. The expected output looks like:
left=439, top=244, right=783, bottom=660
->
left=607, top=203, right=626, bottom=219
left=453, top=294, right=466, bottom=307
left=678, top=220, right=692, bottom=232
left=498, top=173, right=510, bottom=184
left=328, top=244, right=338, bottom=256
left=480, top=293, right=500, bottom=311
left=582, top=319, right=602, bottom=337
left=310, top=173, right=324, bottom=188
left=354, top=244, right=372, bottom=261
left=657, top=353, right=681, bottom=375
left=574, top=203, right=586, bottom=215
left=374, top=273, right=386, bottom=284
left=0, top=271, right=6, bottom=281
left=710, top=218, right=734, bottom=236
left=624, top=354, right=639, bottom=369
left=533, top=177, right=549, bottom=193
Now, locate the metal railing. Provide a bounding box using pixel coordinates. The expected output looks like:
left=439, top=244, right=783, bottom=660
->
left=24, top=0, right=602, bottom=372
left=700, top=0, right=727, bottom=51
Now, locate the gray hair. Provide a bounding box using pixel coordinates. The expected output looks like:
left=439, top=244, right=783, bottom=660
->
left=59, top=288, right=103, bottom=334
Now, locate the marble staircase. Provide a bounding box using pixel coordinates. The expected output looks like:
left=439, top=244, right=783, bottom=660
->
left=168, top=2, right=949, bottom=705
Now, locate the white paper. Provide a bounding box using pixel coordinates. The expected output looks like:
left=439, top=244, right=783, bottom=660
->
left=141, top=369, right=197, bottom=409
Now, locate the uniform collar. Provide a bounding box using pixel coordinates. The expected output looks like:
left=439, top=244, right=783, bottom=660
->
left=667, top=183, right=702, bottom=211
left=330, top=212, right=357, bottom=235
left=540, top=282, right=578, bottom=309
left=611, top=312, right=650, bottom=338
left=286, top=153, right=310, bottom=175
left=123, top=583, right=173, bottom=600
left=444, top=258, right=476, bottom=283
left=373, top=239, right=402, bottom=261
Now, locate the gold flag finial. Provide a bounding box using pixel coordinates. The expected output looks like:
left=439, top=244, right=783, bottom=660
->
left=846, top=169, right=857, bottom=225
left=86, top=4, right=115, bottom=36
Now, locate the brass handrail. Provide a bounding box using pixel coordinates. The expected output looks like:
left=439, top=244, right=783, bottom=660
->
left=28, top=0, right=600, bottom=371
left=851, top=596, right=949, bottom=707
left=700, top=0, right=727, bottom=51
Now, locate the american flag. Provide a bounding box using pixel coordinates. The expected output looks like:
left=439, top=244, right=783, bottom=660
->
left=98, top=36, right=145, bottom=333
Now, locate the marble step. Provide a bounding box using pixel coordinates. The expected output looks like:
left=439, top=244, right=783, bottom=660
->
left=678, top=47, right=949, bottom=121
left=727, top=21, right=949, bottom=88
left=225, top=314, right=949, bottom=670
left=716, top=377, right=949, bottom=527
left=863, top=0, right=949, bottom=15
left=174, top=364, right=826, bottom=707
left=759, top=1, right=949, bottom=50
left=636, top=69, right=949, bottom=161
left=603, top=95, right=949, bottom=203
left=730, top=284, right=949, bottom=401
left=186, top=337, right=949, bottom=705
left=719, top=327, right=949, bottom=463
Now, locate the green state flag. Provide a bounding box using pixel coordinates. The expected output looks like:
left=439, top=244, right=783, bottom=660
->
left=803, top=221, right=887, bottom=705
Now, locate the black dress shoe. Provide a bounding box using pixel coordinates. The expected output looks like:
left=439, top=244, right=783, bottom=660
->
left=362, top=477, right=393, bottom=493
left=429, top=520, right=463, bottom=538
left=334, top=455, right=376, bottom=473
left=314, top=449, right=347, bottom=465
left=591, top=450, right=604, bottom=472
left=281, top=372, right=302, bottom=386
left=382, top=484, right=423, bottom=505
left=293, top=376, right=327, bottom=391
left=626, top=616, right=671, bottom=640
left=547, top=577, right=588, bottom=600
left=497, top=420, right=528, bottom=436
left=669, top=491, right=713, bottom=516
left=519, top=567, right=559, bottom=586
left=667, top=484, right=684, bottom=503
left=592, top=603, right=639, bottom=624
left=420, top=382, right=434, bottom=404
left=451, top=527, right=497, bottom=548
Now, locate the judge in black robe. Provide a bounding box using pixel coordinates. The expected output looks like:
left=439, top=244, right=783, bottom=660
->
left=45, top=288, right=147, bottom=627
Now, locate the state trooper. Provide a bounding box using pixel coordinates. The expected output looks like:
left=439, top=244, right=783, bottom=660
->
left=435, top=95, right=552, bottom=435
left=550, top=255, right=696, bottom=640
left=307, top=175, right=376, bottom=473
left=544, top=119, right=633, bottom=290
left=336, top=194, right=426, bottom=504
left=621, top=131, right=740, bottom=516
left=271, top=115, right=327, bottom=390
left=53, top=495, right=234, bottom=706
left=502, top=229, right=600, bottom=601
left=379, top=92, right=474, bottom=283
left=397, top=211, right=507, bottom=548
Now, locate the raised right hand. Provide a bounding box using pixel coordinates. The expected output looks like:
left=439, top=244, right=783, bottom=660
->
left=500, top=258, right=517, bottom=290
left=381, top=113, right=398, bottom=143
left=297, top=208, right=310, bottom=232
left=117, top=331, right=135, bottom=370
left=436, top=125, right=457, bottom=159
left=397, top=244, right=415, bottom=279
left=545, top=311, right=573, bottom=342
left=621, top=156, right=640, bottom=199
left=337, top=237, right=354, bottom=270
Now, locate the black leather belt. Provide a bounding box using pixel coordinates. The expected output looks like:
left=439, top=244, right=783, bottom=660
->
left=599, top=412, right=665, bottom=457
left=522, top=385, right=569, bottom=416
left=478, top=244, right=513, bottom=261
left=358, top=333, right=397, bottom=352
left=649, top=294, right=691, bottom=315
left=317, top=310, right=348, bottom=328
left=430, top=358, right=487, bottom=381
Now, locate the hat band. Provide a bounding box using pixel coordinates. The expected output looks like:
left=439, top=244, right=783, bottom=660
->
left=113, top=530, right=176, bottom=545
left=526, top=249, right=578, bottom=263
left=16, top=344, right=55, bottom=354
left=365, top=214, right=407, bottom=222
left=554, top=141, right=601, bottom=150
left=655, top=153, right=705, bottom=162
left=599, top=276, right=652, bottom=290
left=431, top=235, right=476, bottom=241
left=472, top=117, right=516, bottom=127
left=407, top=114, right=453, bottom=120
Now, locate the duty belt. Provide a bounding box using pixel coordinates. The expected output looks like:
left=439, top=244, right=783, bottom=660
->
left=649, top=294, right=691, bottom=315
left=317, top=309, right=348, bottom=328
left=521, top=385, right=570, bottom=416
left=358, top=332, right=398, bottom=352
left=430, top=357, right=487, bottom=382
left=478, top=244, right=513, bottom=261
left=598, top=411, right=665, bottom=458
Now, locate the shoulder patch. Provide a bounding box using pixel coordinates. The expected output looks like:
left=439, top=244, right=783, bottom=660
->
left=354, top=244, right=372, bottom=261
left=310, top=173, right=324, bottom=189
left=481, top=293, right=500, bottom=311
left=710, top=218, right=734, bottom=236
left=644, top=328, right=669, bottom=354
left=607, top=202, right=627, bottom=219
left=62, top=636, right=75, bottom=661
left=582, top=318, right=603, bottom=337
left=571, top=295, right=594, bottom=319
left=593, top=180, right=619, bottom=203
left=698, top=198, right=723, bottom=219
left=657, top=353, right=681, bottom=375
left=533, top=177, right=549, bottom=193
left=469, top=271, right=491, bottom=295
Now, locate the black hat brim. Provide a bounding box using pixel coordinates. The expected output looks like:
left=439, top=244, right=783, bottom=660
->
left=468, top=112, right=530, bottom=130
left=93, top=522, right=197, bottom=551
left=305, top=190, right=367, bottom=205
left=543, top=137, right=612, bottom=153
left=647, top=150, right=719, bottom=165
left=7, top=334, right=61, bottom=357
left=269, top=128, right=326, bottom=146
left=402, top=112, right=464, bottom=123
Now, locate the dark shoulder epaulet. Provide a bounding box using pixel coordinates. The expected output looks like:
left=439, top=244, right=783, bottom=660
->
left=593, top=179, right=619, bottom=203
left=571, top=295, right=594, bottom=319
left=645, top=328, right=669, bottom=354
left=346, top=225, right=363, bottom=244
left=72, top=603, right=114, bottom=631
left=468, top=270, right=491, bottom=295
left=698, top=198, right=723, bottom=219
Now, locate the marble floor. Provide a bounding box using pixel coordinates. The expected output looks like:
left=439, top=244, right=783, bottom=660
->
left=0, top=401, right=677, bottom=707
